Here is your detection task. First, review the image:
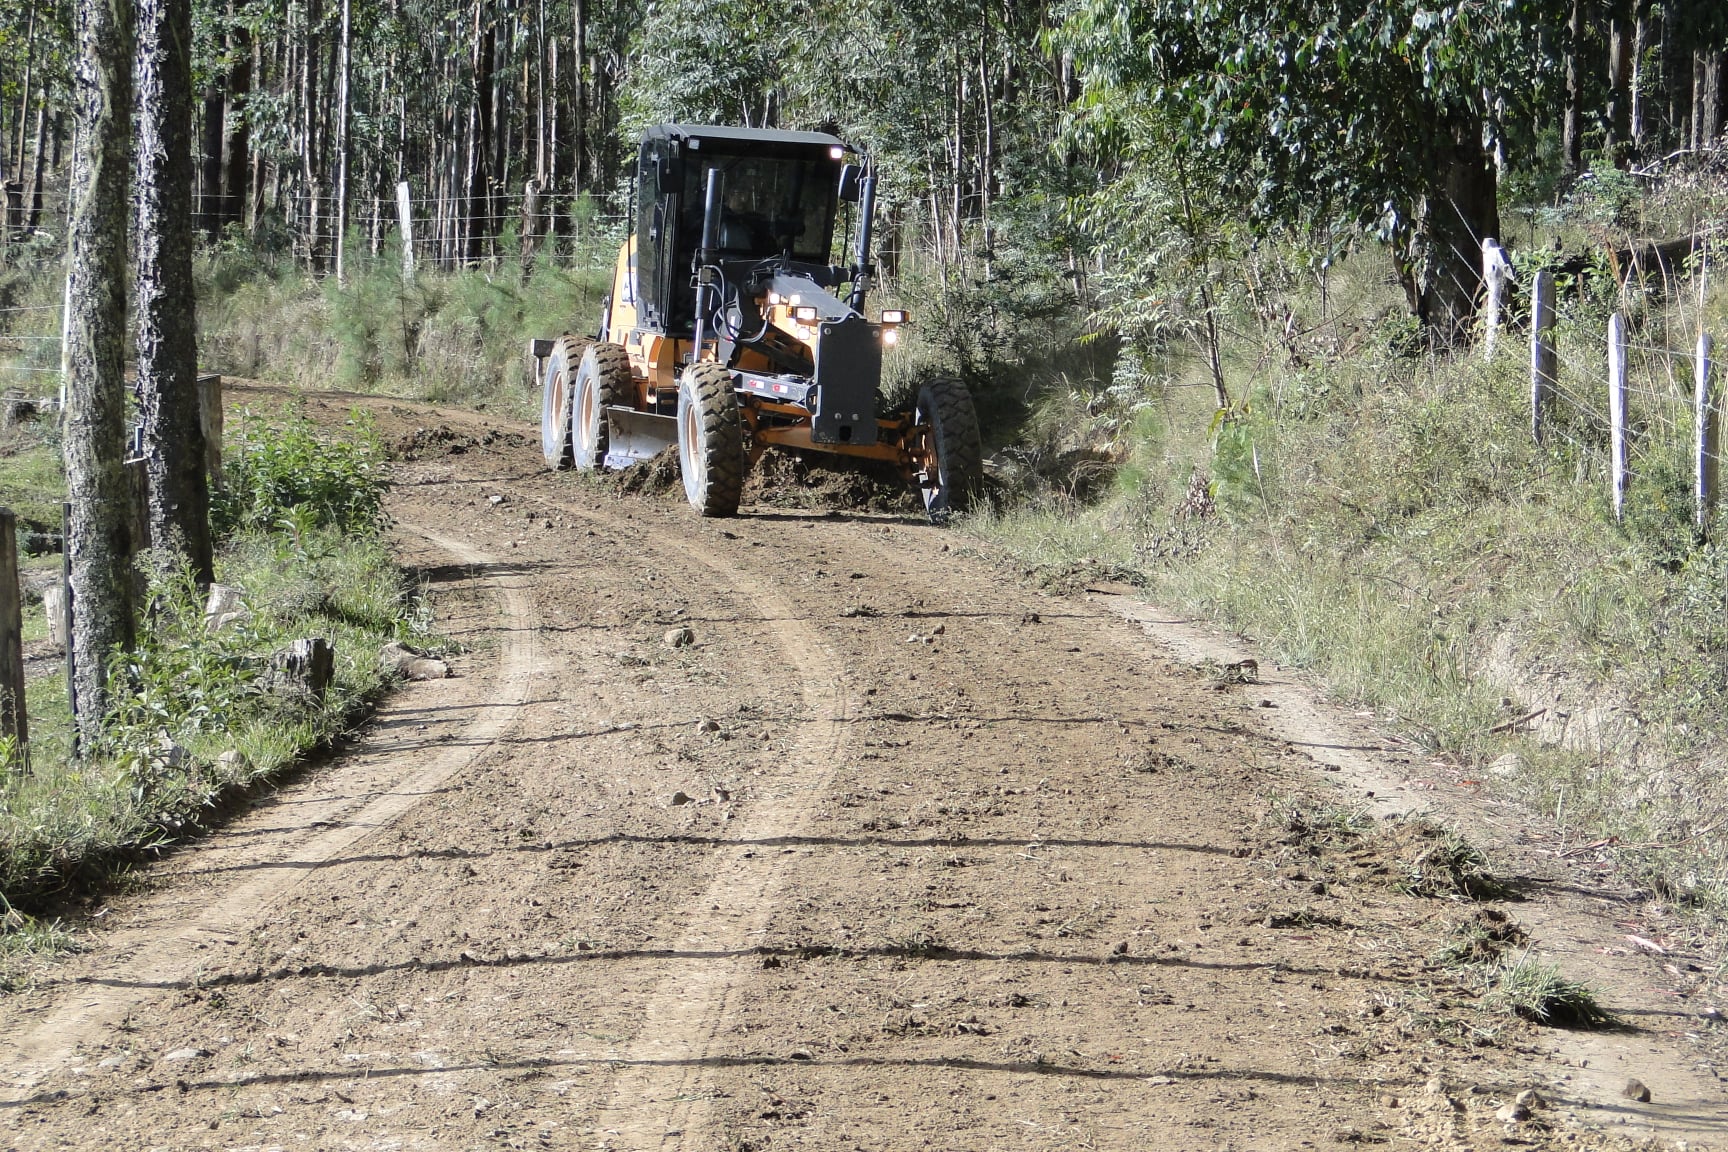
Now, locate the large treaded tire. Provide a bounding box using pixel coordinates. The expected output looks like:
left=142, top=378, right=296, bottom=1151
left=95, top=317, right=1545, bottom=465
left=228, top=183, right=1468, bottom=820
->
left=572, top=341, right=632, bottom=471
left=540, top=335, right=591, bottom=469
left=677, top=362, right=745, bottom=517
left=913, top=377, right=983, bottom=521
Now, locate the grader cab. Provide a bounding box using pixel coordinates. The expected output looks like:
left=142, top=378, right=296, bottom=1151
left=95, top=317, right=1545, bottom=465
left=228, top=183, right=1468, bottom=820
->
left=532, top=124, right=981, bottom=520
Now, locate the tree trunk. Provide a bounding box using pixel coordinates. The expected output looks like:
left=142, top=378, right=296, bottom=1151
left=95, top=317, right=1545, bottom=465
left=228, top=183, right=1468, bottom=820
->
left=1402, top=118, right=1501, bottom=342
left=66, top=0, right=136, bottom=745
left=199, top=83, right=224, bottom=234
left=334, top=0, right=351, bottom=282
left=1563, top=0, right=1584, bottom=175
left=1609, top=2, right=1632, bottom=162
left=223, top=13, right=252, bottom=230
left=137, top=0, right=213, bottom=589
left=25, top=99, right=46, bottom=230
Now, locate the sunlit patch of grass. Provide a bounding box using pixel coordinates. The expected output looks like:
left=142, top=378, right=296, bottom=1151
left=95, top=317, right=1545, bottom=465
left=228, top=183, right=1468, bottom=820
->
left=1487, top=954, right=1616, bottom=1029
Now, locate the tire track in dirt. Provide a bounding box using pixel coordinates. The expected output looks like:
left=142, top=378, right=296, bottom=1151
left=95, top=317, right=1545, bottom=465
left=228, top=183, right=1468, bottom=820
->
left=520, top=487, right=853, bottom=1151
left=0, top=519, right=538, bottom=1099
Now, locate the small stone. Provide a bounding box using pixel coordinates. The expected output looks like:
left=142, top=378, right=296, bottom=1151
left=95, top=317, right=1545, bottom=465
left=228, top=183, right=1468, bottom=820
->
left=404, top=657, right=450, bottom=680
left=788, top=1048, right=814, bottom=1061
left=1424, top=1078, right=1447, bottom=1096
left=488, top=494, right=506, bottom=505
left=664, top=626, right=695, bottom=648
left=1515, top=1089, right=1542, bottom=1109
left=161, top=1048, right=209, bottom=1062
left=1622, top=1078, right=1651, bottom=1103
left=1112, top=941, right=1129, bottom=955
left=1496, top=1102, right=1530, bottom=1123
left=1490, top=752, right=1526, bottom=779
left=215, top=749, right=249, bottom=775
left=1380, top=1095, right=1400, bottom=1109
left=669, top=791, right=693, bottom=806
left=1259, top=699, right=1277, bottom=708
left=931, top=623, right=945, bottom=636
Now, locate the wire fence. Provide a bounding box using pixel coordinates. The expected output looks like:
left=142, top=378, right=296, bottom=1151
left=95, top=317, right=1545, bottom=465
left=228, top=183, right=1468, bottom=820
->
left=1486, top=235, right=1725, bottom=529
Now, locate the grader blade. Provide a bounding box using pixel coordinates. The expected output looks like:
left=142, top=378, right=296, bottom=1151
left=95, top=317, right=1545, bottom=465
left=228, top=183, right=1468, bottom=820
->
left=602, top=406, right=678, bottom=470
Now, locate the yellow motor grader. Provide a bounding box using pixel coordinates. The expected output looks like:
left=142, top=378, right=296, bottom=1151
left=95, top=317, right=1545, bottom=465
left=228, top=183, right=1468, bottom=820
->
left=531, top=123, right=981, bottom=519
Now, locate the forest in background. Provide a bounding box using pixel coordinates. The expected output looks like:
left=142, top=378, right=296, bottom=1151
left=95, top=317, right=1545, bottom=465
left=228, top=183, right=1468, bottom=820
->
left=1, top=0, right=1724, bottom=326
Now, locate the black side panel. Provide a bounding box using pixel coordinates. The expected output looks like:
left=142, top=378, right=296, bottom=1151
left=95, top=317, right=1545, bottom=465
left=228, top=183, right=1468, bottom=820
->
left=811, top=317, right=880, bottom=445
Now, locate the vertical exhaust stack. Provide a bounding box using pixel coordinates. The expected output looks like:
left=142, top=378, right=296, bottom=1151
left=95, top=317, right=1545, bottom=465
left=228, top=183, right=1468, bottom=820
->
left=847, top=167, right=877, bottom=314
left=692, top=166, right=725, bottom=361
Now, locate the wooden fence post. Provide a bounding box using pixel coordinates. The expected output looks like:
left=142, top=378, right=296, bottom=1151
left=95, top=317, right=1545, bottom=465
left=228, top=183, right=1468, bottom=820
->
left=60, top=500, right=75, bottom=755
left=1699, top=331, right=1719, bottom=531
left=1609, top=313, right=1629, bottom=520
left=396, top=180, right=415, bottom=282
left=197, top=372, right=224, bottom=487
left=1530, top=269, right=1556, bottom=443
left=0, top=508, right=28, bottom=756
left=1482, top=237, right=1512, bottom=360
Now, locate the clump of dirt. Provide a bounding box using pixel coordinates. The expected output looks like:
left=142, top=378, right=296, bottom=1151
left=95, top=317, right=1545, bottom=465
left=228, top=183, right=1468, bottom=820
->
left=611, top=447, right=683, bottom=498
left=1260, top=802, right=1510, bottom=901
left=742, top=448, right=923, bottom=514
left=1431, top=907, right=1528, bottom=966
left=393, top=424, right=525, bottom=460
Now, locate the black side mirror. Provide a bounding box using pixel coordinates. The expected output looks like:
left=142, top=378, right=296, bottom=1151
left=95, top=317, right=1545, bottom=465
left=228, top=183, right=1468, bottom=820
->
left=653, top=154, right=684, bottom=196
left=838, top=164, right=862, bottom=203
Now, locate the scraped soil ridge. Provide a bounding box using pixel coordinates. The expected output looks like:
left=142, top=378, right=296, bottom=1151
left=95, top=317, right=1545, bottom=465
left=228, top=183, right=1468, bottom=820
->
left=0, top=382, right=1720, bottom=1151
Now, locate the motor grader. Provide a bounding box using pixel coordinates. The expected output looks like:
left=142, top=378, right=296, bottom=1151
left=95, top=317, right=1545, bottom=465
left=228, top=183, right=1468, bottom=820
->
left=530, top=123, right=982, bottom=519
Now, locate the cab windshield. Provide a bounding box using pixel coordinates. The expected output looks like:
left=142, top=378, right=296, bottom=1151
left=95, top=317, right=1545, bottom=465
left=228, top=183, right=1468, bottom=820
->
left=679, top=152, right=836, bottom=263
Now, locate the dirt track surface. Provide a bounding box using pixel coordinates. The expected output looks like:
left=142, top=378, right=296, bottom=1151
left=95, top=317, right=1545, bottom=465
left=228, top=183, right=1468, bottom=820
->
left=0, top=387, right=1722, bottom=1150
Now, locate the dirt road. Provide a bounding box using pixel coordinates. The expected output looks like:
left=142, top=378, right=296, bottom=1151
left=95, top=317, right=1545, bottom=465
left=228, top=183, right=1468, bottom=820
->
left=0, top=390, right=1721, bottom=1150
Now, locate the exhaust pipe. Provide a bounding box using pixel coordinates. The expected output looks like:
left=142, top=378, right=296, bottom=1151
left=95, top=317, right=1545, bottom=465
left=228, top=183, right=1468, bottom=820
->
left=847, top=167, right=877, bottom=313
left=692, top=167, right=724, bottom=362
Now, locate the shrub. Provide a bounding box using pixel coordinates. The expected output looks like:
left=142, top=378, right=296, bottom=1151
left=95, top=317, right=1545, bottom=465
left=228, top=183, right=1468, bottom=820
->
left=213, top=408, right=389, bottom=537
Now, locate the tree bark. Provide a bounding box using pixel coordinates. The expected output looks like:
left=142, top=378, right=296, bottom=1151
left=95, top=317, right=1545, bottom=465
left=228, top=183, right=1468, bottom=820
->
left=223, top=12, right=252, bottom=230
left=1402, top=118, right=1501, bottom=342
left=137, top=0, right=214, bottom=589
left=66, top=0, right=136, bottom=745
left=1562, top=0, right=1584, bottom=175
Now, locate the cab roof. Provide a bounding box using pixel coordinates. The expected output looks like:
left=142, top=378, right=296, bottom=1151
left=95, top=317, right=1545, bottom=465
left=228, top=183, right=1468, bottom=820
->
left=643, top=123, right=847, bottom=154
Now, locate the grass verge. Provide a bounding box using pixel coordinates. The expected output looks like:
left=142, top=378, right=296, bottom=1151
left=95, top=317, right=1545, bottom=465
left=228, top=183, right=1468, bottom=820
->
left=0, top=409, right=438, bottom=928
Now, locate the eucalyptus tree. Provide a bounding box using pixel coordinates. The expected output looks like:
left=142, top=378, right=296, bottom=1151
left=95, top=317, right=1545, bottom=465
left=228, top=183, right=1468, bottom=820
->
left=1052, top=0, right=1554, bottom=339
left=64, top=0, right=134, bottom=742
left=138, top=0, right=213, bottom=586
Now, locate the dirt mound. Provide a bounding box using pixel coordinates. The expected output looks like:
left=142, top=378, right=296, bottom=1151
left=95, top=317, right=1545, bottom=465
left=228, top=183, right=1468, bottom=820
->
left=392, top=423, right=526, bottom=460
left=610, top=446, right=683, bottom=498
left=743, top=446, right=924, bottom=514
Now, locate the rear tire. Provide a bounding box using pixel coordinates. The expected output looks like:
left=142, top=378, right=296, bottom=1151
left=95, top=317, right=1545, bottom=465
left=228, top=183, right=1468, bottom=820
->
left=540, top=335, right=590, bottom=469
left=571, top=341, right=632, bottom=471
left=913, top=377, right=983, bottom=521
left=677, top=362, right=745, bottom=517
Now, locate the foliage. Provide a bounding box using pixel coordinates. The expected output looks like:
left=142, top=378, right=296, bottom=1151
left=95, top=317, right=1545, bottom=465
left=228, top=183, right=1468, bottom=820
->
left=0, top=526, right=429, bottom=908
left=1487, top=954, right=1615, bottom=1028
left=213, top=408, right=389, bottom=536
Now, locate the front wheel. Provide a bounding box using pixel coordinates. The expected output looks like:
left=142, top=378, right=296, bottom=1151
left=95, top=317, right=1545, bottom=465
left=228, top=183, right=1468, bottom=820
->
left=571, top=342, right=632, bottom=470
left=540, top=335, right=591, bottom=469
left=676, top=362, right=745, bottom=517
left=912, top=378, right=983, bottom=521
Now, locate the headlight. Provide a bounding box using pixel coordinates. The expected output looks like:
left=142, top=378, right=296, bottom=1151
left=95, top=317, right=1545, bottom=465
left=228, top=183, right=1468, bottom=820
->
left=880, top=309, right=908, bottom=324
left=792, top=306, right=820, bottom=322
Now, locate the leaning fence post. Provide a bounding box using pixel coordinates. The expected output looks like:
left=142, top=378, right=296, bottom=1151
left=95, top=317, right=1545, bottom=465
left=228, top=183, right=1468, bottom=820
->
left=0, top=508, right=28, bottom=758
left=1699, top=331, right=1719, bottom=531
left=1609, top=313, right=1629, bottom=520
left=1530, top=269, right=1556, bottom=443
left=197, top=372, right=224, bottom=487
left=396, top=180, right=415, bottom=282
left=1482, top=238, right=1513, bottom=360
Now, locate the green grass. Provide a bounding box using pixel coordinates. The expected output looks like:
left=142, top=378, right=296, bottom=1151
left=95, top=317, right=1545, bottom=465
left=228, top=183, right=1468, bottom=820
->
left=0, top=527, right=431, bottom=907
left=1487, top=953, right=1616, bottom=1029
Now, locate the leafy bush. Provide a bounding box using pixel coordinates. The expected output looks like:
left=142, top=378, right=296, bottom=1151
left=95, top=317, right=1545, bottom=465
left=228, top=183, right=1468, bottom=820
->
left=213, top=408, right=389, bottom=536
